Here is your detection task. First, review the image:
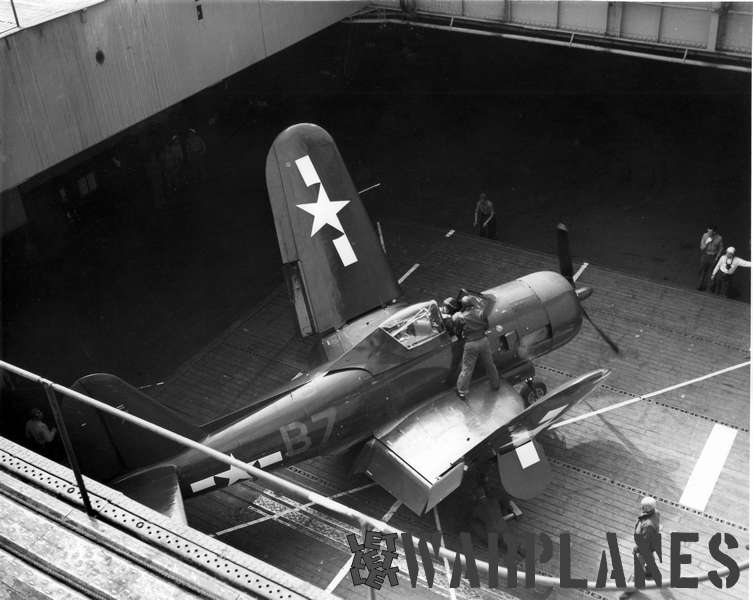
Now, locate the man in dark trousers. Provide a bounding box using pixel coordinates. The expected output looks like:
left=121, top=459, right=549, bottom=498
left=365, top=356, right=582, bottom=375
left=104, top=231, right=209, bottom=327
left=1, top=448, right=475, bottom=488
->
left=633, top=496, right=661, bottom=579
left=474, top=192, right=497, bottom=239
left=697, top=224, right=723, bottom=290
left=454, top=295, right=500, bottom=399
left=711, top=246, right=751, bottom=298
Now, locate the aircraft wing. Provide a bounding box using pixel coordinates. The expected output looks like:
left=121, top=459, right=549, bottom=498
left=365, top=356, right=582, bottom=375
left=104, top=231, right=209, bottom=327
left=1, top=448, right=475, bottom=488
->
left=355, top=370, right=608, bottom=514
left=114, top=465, right=187, bottom=524
left=265, top=123, right=401, bottom=336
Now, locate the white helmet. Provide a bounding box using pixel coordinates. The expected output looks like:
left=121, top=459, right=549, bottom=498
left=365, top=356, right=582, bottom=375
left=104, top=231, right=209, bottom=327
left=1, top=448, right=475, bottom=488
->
left=726, top=247, right=736, bottom=255
left=640, top=496, right=657, bottom=514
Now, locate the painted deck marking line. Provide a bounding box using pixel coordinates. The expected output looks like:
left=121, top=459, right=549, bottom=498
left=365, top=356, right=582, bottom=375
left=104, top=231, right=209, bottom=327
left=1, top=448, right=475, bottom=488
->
left=358, top=182, right=381, bottom=195
left=325, top=557, right=355, bottom=594
left=433, top=507, right=457, bottom=600
left=445, top=229, right=455, bottom=238
left=551, top=360, right=750, bottom=430
left=398, top=263, right=420, bottom=284
left=679, top=424, right=737, bottom=511
left=383, top=498, right=402, bottom=522
left=376, top=221, right=386, bottom=254
left=573, top=261, right=589, bottom=281
left=324, top=495, right=403, bottom=593
left=137, top=381, right=164, bottom=390
left=214, top=482, right=376, bottom=536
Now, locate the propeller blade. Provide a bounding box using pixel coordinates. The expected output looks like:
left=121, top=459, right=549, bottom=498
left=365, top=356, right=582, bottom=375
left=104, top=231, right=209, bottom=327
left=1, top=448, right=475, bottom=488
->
left=557, top=223, right=574, bottom=285
left=582, top=307, right=620, bottom=355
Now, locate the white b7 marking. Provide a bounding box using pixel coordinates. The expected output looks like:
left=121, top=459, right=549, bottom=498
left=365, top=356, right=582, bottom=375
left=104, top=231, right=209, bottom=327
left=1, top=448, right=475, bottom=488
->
left=679, top=424, right=737, bottom=511
left=279, top=407, right=337, bottom=457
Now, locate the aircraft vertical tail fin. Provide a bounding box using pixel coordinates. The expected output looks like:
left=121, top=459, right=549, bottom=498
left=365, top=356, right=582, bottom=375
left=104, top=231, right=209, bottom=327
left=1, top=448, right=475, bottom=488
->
left=266, top=123, right=400, bottom=336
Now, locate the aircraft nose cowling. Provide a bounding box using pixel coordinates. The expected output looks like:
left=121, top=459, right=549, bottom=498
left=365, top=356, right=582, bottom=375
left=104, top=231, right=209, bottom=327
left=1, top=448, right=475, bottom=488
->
left=518, top=271, right=582, bottom=348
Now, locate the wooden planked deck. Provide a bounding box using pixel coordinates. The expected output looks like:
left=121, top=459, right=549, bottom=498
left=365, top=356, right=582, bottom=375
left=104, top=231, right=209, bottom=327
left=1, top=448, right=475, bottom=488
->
left=156, top=220, right=749, bottom=600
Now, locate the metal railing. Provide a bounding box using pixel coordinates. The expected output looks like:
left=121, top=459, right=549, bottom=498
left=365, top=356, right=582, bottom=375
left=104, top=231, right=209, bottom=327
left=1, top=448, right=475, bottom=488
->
left=350, top=6, right=751, bottom=73
left=0, top=358, right=747, bottom=593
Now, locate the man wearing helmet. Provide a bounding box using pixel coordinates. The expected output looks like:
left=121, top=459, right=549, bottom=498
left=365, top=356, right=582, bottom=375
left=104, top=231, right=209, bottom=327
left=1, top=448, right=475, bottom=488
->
left=633, top=496, right=662, bottom=581
left=711, top=246, right=751, bottom=298
left=439, top=296, right=460, bottom=334
left=454, top=294, right=500, bottom=400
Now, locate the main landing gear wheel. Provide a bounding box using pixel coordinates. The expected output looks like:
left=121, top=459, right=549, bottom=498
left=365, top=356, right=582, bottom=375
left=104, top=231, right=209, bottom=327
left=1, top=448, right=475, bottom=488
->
left=521, top=377, right=547, bottom=406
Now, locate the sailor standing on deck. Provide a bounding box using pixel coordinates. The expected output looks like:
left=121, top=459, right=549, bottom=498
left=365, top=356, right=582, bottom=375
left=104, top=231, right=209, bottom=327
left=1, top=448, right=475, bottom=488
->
left=711, top=246, right=751, bottom=298
left=454, top=295, right=500, bottom=400
left=474, top=193, right=497, bottom=239
left=633, top=496, right=661, bottom=579
left=697, top=225, right=723, bottom=291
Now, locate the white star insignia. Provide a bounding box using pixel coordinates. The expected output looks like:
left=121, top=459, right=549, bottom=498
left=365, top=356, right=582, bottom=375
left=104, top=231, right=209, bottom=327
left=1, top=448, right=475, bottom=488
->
left=296, top=184, right=350, bottom=236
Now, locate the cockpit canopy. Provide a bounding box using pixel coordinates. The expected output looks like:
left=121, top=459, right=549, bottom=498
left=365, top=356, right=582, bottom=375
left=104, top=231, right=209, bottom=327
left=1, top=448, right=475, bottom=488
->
left=380, top=301, right=444, bottom=349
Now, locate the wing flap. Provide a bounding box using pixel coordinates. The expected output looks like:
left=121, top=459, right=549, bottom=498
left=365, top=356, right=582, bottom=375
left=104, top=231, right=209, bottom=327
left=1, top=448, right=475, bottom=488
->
left=355, top=380, right=525, bottom=514
left=356, top=369, right=609, bottom=512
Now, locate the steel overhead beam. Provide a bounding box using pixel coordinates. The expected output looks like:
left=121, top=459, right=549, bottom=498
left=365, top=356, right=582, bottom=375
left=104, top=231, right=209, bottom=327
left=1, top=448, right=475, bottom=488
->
left=350, top=8, right=751, bottom=72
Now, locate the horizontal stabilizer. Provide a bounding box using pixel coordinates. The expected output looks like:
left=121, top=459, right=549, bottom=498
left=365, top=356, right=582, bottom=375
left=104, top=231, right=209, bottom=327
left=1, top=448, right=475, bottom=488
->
left=66, top=374, right=206, bottom=481
left=114, top=465, right=187, bottom=524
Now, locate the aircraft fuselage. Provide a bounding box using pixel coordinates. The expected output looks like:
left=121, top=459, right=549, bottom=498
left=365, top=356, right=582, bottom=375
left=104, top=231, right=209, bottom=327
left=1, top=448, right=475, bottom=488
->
left=171, top=270, right=583, bottom=497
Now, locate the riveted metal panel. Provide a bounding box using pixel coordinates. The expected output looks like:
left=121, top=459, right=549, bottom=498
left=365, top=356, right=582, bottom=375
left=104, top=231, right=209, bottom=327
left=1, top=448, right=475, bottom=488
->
left=260, top=1, right=368, bottom=55
left=462, top=1, right=505, bottom=21
left=719, top=5, right=753, bottom=54
left=415, top=0, right=463, bottom=17
left=606, top=2, right=623, bottom=36
left=1, top=0, right=364, bottom=192
left=620, top=2, right=663, bottom=42
left=659, top=4, right=709, bottom=48
left=510, top=1, right=558, bottom=28
left=559, top=1, right=609, bottom=35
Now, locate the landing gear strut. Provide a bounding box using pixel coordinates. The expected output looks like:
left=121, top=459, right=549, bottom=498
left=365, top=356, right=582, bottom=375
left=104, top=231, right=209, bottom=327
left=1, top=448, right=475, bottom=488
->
left=522, top=377, right=547, bottom=406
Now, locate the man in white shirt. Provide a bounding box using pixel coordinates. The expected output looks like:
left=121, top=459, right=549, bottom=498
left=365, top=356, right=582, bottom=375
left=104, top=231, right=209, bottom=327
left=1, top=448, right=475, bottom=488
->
left=711, top=246, right=751, bottom=298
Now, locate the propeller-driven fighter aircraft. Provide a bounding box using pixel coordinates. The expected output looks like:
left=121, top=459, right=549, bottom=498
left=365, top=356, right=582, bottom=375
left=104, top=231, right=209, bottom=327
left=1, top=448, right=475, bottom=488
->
left=63, top=124, right=615, bottom=522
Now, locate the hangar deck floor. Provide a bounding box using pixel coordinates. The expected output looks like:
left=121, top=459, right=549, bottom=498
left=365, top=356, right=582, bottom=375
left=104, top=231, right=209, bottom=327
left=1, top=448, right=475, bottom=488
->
left=150, top=220, right=749, bottom=600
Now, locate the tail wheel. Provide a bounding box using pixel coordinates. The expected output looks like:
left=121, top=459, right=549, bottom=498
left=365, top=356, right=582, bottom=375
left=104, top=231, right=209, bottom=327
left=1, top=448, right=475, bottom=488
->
left=522, top=378, right=547, bottom=405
